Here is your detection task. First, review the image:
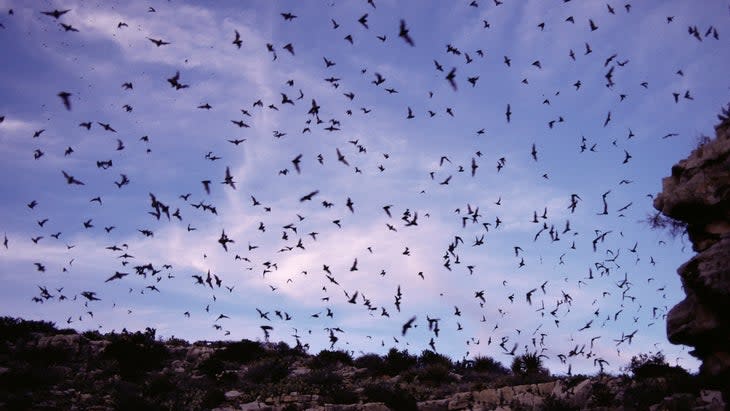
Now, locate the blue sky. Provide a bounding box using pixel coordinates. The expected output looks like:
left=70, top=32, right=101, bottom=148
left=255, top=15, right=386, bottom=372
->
left=1, top=0, right=728, bottom=375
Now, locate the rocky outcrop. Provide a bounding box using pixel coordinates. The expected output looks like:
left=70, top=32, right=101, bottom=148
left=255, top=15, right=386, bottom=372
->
left=0, top=319, right=727, bottom=410
left=653, top=104, right=730, bottom=388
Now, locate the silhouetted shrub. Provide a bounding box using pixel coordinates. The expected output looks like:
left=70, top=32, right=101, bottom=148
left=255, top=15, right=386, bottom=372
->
left=354, top=352, right=384, bottom=373
left=542, top=394, right=579, bottom=411
left=363, top=383, right=418, bottom=411
left=303, top=368, right=340, bottom=386
left=215, top=339, right=266, bottom=363
left=0, top=317, right=57, bottom=342
left=114, top=381, right=160, bottom=410
left=146, top=373, right=175, bottom=398
left=310, top=349, right=353, bottom=369
left=471, top=355, right=509, bottom=374
left=625, top=352, right=688, bottom=380
left=165, top=336, right=189, bottom=347
left=383, top=348, right=417, bottom=376
left=589, top=380, right=615, bottom=407
left=0, top=364, right=61, bottom=392
left=82, top=329, right=104, bottom=340
left=197, top=356, right=225, bottom=378
left=16, top=343, right=71, bottom=366
left=417, top=363, right=454, bottom=384
left=201, top=388, right=225, bottom=409
left=622, top=380, right=670, bottom=410
left=418, top=350, right=452, bottom=368
left=104, top=327, right=169, bottom=379
left=273, top=341, right=306, bottom=358
left=327, top=385, right=360, bottom=404
left=244, top=357, right=290, bottom=383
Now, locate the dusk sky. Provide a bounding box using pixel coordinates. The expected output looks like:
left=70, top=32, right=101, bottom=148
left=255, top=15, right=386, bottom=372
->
left=1, top=0, right=729, bottom=375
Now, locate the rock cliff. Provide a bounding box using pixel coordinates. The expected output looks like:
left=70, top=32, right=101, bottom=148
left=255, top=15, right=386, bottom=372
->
left=653, top=104, right=730, bottom=390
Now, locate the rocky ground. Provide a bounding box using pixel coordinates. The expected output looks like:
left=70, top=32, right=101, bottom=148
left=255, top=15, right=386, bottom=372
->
left=0, top=317, right=725, bottom=411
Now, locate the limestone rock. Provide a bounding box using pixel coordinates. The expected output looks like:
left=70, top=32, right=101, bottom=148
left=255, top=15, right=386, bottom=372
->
left=654, top=115, right=730, bottom=387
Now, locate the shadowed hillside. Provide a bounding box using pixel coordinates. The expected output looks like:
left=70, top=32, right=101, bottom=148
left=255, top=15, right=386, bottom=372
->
left=0, top=317, right=725, bottom=410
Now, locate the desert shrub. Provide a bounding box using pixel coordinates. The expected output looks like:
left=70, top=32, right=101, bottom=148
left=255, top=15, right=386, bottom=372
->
left=244, top=357, right=290, bottom=383
left=197, top=356, right=225, bottom=378
left=622, top=380, right=669, bottom=410
left=589, top=380, right=615, bottom=407
left=0, top=317, right=57, bottom=341
left=0, top=364, right=62, bottom=392
left=303, top=368, right=340, bottom=386
left=382, top=348, right=417, bottom=376
left=327, top=385, right=360, bottom=404
left=542, top=394, right=579, bottom=411
left=82, top=329, right=105, bottom=340
left=103, top=327, right=169, bottom=379
left=418, top=350, right=452, bottom=368
left=362, top=383, right=418, bottom=411
left=310, top=349, right=353, bottom=369
left=201, top=388, right=225, bottom=409
left=215, top=339, right=266, bottom=363
left=471, top=355, right=509, bottom=375
left=354, top=352, right=384, bottom=373
left=563, top=374, right=589, bottom=389
left=146, top=373, right=175, bottom=398
left=16, top=343, right=71, bottom=366
left=165, top=336, right=189, bottom=347
left=274, top=341, right=306, bottom=358
left=417, top=363, right=454, bottom=384
left=114, top=381, right=161, bottom=411
left=625, top=352, right=689, bottom=380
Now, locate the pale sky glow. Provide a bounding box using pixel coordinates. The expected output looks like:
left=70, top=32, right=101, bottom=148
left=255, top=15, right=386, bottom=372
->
left=1, top=0, right=729, bottom=375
